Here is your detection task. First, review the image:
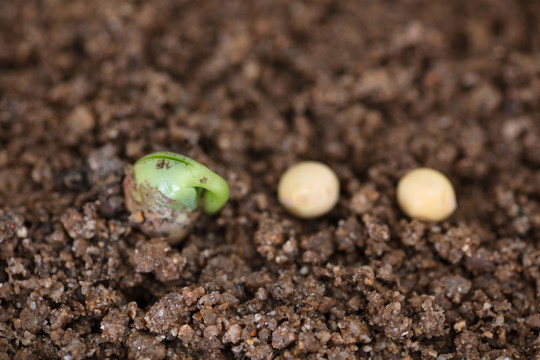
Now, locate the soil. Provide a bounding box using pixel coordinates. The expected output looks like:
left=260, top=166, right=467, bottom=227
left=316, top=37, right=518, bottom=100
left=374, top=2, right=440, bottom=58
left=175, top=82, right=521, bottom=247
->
left=1, top=0, right=540, bottom=359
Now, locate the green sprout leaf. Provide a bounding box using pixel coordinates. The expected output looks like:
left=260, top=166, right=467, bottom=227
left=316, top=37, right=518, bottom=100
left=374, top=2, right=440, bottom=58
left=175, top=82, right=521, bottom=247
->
left=131, top=152, right=229, bottom=215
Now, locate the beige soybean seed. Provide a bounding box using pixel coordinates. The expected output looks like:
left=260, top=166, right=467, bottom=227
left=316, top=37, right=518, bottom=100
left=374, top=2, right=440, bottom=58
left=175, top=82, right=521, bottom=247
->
left=278, top=161, right=340, bottom=218
left=397, top=168, right=457, bottom=222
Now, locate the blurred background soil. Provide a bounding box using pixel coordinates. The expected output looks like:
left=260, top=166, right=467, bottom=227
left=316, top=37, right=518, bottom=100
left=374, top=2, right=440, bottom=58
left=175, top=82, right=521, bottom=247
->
left=1, top=0, right=540, bottom=359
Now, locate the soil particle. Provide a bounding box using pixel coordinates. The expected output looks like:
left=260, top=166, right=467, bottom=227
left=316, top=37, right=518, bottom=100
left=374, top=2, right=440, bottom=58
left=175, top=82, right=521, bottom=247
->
left=82, top=283, right=122, bottom=317
left=61, top=204, right=100, bottom=241
left=59, top=329, right=87, bottom=360
left=339, top=316, right=371, bottom=345
left=363, top=214, right=391, bottom=257
left=409, top=295, right=446, bottom=338
left=254, top=216, right=285, bottom=261
left=335, top=216, right=364, bottom=251
left=64, top=105, right=95, bottom=146
left=244, top=343, right=274, bottom=360
left=431, top=274, right=472, bottom=305
left=399, top=219, right=426, bottom=248
left=199, top=255, right=251, bottom=299
left=126, top=330, right=167, bottom=360
left=145, top=291, right=190, bottom=338
left=429, top=225, right=481, bottom=264
left=374, top=301, right=413, bottom=341
left=19, top=291, right=50, bottom=334
left=88, top=145, right=126, bottom=218
left=222, top=323, right=242, bottom=344
left=87, top=145, right=125, bottom=188
left=49, top=304, right=74, bottom=332
left=455, top=330, right=481, bottom=360
left=350, top=184, right=381, bottom=215
left=301, top=229, right=334, bottom=264
left=297, top=331, right=321, bottom=353
left=177, top=324, right=196, bottom=344
left=525, top=314, right=540, bottom=330
left=100, top=308, right=129, bottom=343
left=130, top=238, right=187, bottom=282
left=271, top=321, right=297, bottom=350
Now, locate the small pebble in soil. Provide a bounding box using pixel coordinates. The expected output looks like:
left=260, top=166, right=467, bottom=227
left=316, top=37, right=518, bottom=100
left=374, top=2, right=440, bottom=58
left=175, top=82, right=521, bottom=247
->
left=397, top=167, right=457, bottom=222
left=278, top=161, right=339, bottom=218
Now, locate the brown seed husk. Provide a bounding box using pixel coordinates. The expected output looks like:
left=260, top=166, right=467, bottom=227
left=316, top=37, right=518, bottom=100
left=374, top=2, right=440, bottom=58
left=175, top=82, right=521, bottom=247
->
left=123, top=165, right=200, bottom=244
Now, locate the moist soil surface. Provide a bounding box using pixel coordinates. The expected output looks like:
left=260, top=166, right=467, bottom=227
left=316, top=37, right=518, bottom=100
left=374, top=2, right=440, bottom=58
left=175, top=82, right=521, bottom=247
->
left=1, top=1, right=540, bottom=359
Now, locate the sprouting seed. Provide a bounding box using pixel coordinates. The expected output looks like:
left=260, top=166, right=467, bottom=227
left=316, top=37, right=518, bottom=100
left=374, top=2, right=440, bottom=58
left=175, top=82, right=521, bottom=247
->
left=278, top=161, right=340, bottom=218
left=123, top=152, right=229, bottom=244
left=396, top=167, right=457, bottom=222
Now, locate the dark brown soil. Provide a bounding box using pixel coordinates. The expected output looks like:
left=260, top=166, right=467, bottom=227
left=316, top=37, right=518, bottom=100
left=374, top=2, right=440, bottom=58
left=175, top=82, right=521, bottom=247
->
left=1, top=1, right=540, bottom=359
